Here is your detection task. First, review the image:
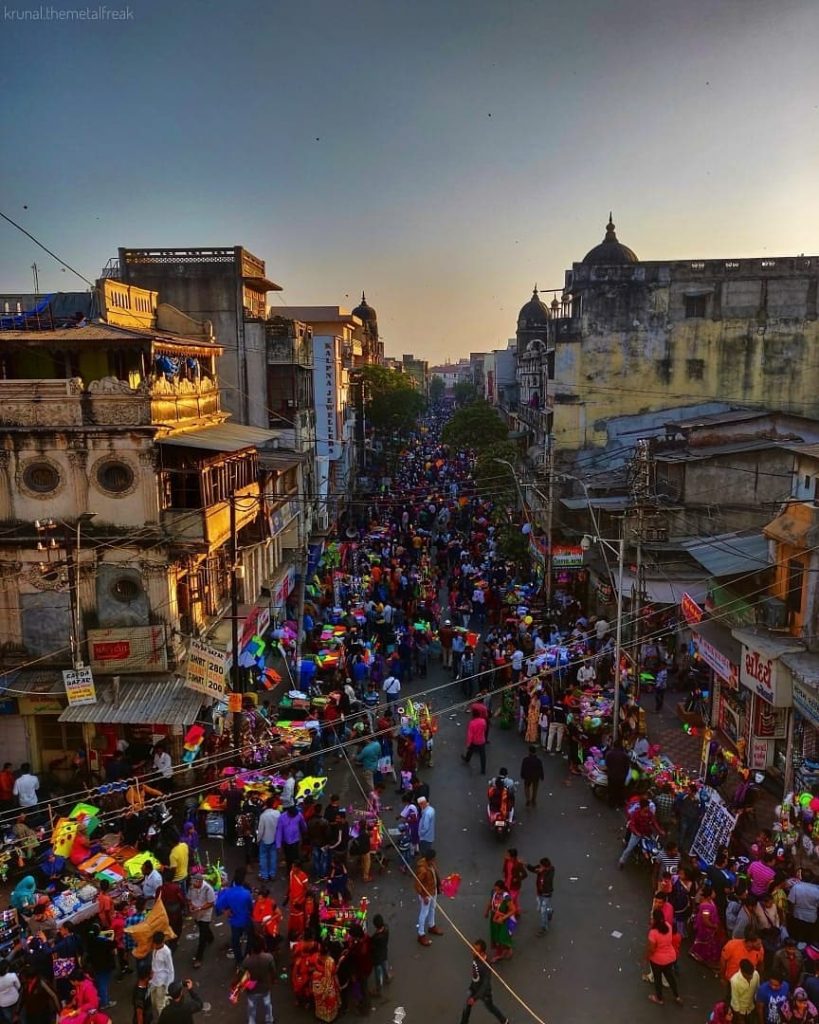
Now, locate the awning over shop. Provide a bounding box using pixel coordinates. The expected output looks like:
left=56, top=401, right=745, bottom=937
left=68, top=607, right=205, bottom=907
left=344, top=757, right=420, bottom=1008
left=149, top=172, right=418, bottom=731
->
left=157, top=423, right=281, bottom=453
left=616, top=573, right=709, bottom=606
left=58, top=675, right=203, bottom=726
left=785, top=652, right=819, bottom=728
left=691, top=619, right=742, bottom=682
left=683, top=532, right=770, bottom=578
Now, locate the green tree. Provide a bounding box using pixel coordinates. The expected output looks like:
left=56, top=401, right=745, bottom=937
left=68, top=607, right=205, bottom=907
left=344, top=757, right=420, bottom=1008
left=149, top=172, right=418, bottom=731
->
left=453, top=380, right=478, bottom=406
left=441, top=400, right=508, bottom=451
left=429, top=376, right=446, bottom=402
left=496, top=523, right=531, bottom=568
left=474, top=441, right=521, bottom=502
left=361, top=364, right=426, bottom=438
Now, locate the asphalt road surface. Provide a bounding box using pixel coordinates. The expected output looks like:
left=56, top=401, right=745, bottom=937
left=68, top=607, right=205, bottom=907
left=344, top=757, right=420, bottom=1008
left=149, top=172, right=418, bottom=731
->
left=106, top=658, right=723, bottom=1024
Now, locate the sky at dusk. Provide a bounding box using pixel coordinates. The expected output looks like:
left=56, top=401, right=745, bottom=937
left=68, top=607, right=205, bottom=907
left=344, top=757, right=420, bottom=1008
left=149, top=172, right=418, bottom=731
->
left=2, top=0, right=818, bottom=361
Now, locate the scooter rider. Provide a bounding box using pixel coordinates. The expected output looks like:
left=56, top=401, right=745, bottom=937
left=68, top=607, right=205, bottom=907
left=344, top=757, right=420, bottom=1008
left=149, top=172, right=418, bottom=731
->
left=487, top=768, right=516, bottom=829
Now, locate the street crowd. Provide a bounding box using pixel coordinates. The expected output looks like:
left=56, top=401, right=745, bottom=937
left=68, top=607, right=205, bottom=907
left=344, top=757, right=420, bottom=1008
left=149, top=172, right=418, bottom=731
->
left=5, top=400, right=819, bottom=1024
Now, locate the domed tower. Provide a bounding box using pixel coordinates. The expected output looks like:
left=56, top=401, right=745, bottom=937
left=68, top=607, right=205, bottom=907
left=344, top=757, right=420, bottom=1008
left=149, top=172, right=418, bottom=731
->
left=582, top=213, right=638, bottom=266
left=516, top=285, right=551, bottom=357
left=352, top=292, right=380, bottom=363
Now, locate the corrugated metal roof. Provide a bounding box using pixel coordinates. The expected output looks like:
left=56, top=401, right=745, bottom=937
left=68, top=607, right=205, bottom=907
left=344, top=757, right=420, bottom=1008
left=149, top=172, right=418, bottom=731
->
left=58, top=675, right=203, bottom=726
left=683, top=532, right=770, bottom=577
left=787, top=443, right=819, bottom=459
left=654, top=439, right=783, bottom=462
left=258, top=449, right=306, bottom=470
left=0, top=670, right=65, bottom=697
left=616, top=573, right=709, bottom=605
left=560, top=496, right=634, bottom=511
left=157, top=423, right=281, bottom=453
left=664, top=409, right=762, bottom=431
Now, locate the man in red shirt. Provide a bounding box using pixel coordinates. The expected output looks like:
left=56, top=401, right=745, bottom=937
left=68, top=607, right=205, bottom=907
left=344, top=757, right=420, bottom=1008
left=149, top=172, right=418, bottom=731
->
left=461, top=709, right=488, bottom=775
left=619, top=797, right=664, bottom=868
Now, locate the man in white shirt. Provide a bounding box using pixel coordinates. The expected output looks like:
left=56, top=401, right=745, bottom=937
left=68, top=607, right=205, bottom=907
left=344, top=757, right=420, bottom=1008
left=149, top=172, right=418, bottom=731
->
left=153, top=746, right=173, bottom=793
left=383, top=674, right=401, bottom=711
left=150, top=931, right=175, bottom=1019
left=279, top=769, right=296, bottom=810
left=256, top=798, right=281, bottom=881
left=141, top=860, right=163, bottom=901
left=577, top=662, right=596, bottom=687
left=13, top=764, right=39, bottom=808
left=511, top=648, right=524, bottom=682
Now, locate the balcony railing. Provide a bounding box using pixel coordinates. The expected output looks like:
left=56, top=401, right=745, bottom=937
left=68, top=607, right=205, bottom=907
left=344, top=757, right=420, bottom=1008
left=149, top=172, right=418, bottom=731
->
left=162, top=482, right=260, bottom=548
left=0, top=376, right=219, bottom=428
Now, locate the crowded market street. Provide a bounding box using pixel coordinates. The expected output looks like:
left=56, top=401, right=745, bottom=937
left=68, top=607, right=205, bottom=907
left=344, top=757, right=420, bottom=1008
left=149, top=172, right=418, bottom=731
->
left=0, top=407, right=763, bottom=1024
left=76, top=665, right=726, bottom=1024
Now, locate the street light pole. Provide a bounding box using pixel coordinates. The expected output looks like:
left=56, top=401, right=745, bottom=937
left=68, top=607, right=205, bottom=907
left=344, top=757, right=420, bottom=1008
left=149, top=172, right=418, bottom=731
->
left=582, top=521, right=626, bottom=743
left=612, top=526, right=625, bottom=743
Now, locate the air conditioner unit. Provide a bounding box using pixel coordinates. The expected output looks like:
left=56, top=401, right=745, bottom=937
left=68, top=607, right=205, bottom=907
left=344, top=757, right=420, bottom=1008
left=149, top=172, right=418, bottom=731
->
left=757, top=597, right=788, bottom=630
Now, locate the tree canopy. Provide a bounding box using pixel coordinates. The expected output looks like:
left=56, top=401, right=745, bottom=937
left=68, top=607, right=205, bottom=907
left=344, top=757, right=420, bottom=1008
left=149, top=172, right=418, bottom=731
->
left=453, top=380, right=478, bottom=406
left=428, top=376, right=446, bottom=402
left=473, top=440, right=521, bottom=502
left=441, top=400, right=508, bottom=451
left=361, top=364, right=426, bottom=437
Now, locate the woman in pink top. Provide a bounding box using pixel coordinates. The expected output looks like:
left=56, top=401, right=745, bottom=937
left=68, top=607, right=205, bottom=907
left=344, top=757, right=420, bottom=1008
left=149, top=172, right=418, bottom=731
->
left=646, top=909, right=682, bottom=1006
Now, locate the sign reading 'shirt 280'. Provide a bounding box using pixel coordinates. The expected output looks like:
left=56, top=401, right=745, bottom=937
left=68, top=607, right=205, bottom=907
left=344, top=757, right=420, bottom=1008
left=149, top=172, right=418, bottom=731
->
left=185, top=639, right=233, bottom=698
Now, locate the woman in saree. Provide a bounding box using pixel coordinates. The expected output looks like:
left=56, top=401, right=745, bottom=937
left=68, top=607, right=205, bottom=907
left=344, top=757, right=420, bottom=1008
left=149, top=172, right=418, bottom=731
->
left=311, top=948, right=341, bottom=1022
left=290, top=939, right=322, bottom=1008
left=287, top=861, right=310, bottom=939
left=690, top=882, right=724, bottom=970
left=485, top=880, right=515, bottom=963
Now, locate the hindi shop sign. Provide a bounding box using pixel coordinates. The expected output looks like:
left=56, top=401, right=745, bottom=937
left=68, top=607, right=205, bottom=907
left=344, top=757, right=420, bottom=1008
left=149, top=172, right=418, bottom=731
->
left=62, top=667, right=97, bottom=706
left=681, top=592, right=704, bottom=626
left=739, top=643, right=792, bottom=707
left=693, top=632, right=737, bottom=687
left=185, top=639, right=233, bottom=699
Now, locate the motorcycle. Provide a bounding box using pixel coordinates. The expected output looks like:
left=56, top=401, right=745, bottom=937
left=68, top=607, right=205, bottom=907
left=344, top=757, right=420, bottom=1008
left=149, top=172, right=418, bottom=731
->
left=487, top=772, right=516, bottom=840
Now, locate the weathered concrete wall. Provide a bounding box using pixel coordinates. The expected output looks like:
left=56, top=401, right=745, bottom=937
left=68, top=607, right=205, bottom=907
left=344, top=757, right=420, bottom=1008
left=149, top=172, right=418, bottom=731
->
left=549, top=256, right=819, bottom=450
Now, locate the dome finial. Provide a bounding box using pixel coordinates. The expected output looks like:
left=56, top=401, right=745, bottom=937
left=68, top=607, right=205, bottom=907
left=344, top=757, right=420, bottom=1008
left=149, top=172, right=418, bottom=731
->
left=606, top=213, right=616, bottom=240
left=533, top=283, right=538, bottom=295
left=361, top=291, right=366, bottom=303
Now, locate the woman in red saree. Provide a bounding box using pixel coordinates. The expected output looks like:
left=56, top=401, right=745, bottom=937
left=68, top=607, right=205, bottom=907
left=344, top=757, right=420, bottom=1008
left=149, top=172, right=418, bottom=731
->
left=311, top=951, right=341, bottom=1023
left=287, top=861, right=310, bottom=939
left=290, top=940, right=322, bottom=1007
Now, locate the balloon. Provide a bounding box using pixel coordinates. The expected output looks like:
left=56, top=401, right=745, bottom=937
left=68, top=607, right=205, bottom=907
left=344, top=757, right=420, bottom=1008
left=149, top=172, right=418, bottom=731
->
left=800, top=793, right=813, bottom=808
left=811, top=798, right=819, bottom=813
left=524, top=615, right=533, bottom=626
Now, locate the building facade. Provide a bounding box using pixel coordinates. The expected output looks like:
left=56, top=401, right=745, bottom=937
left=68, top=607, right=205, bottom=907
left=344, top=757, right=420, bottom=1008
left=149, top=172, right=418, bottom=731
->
left=521, top=217, right=819, bottom=451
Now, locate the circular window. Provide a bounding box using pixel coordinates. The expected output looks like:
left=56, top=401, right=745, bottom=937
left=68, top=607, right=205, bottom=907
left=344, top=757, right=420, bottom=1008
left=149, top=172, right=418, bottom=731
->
left=110, top=577, right=141, bottom=603
left=23, top=461, right=60, bottom=494
left=96, top=460, right=135, bottom=494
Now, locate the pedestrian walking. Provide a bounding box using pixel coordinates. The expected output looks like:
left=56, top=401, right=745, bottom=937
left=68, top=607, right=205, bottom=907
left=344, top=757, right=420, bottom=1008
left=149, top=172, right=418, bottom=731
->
left=150, top=932, right=174, bottom=1020
left=646, top=908, right=682, bottom=1006
left=485, top=880, right=515, bottom=963
left=519, top=745, right=544, bottom=807
left=255, top=799, right=280, bottom=882
left=187, top=874, right=215, bottom=968
left=417, top=796, right=436, bottom=855
left=654, top=667, right=668, bottom=712
left=458, top=939, right=508, bottom=1024
left=462, top=709, right=488, bottom=774
left=526, top=857, right=555, bottom=936
left=414, top=849, right=443, bottom=947
left=240, top=939, right=277, bottom=1024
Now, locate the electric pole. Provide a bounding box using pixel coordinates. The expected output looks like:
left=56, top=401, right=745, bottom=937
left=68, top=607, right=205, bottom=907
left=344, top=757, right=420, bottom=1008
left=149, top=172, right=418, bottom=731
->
left=545, top=434, right=554, bottom=607
left=230, top=493, right=242, bottom=748
left=631, top=439, right=652, bottom=668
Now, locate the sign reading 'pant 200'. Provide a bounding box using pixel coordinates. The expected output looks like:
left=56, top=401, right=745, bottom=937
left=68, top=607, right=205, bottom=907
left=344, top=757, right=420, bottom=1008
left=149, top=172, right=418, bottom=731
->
left=185, top=639, right=233, bottom=698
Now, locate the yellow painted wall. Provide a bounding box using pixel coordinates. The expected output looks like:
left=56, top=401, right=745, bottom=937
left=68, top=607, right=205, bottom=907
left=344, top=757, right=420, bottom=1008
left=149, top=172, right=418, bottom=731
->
left=552, top=314, right=819, bottom=449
